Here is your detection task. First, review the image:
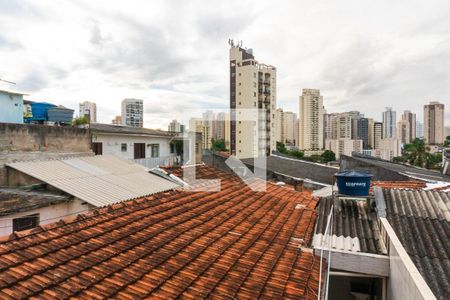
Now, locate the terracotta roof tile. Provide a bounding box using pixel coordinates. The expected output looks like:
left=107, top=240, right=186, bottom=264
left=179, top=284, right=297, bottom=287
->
left=0, top=165, right=322, bottom=299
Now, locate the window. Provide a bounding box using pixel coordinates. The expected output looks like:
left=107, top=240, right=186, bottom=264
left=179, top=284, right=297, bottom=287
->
left=170, top=142, right=175, bottom=154
left=253, top=92, right=256, bottom=97
left=121, top=143, right=127, bottom=152
left=134, top=143, right=145, bottom=159
left=238, top=73, right=241, bottom=76
left=13, top=214, right=39, bottom=232
left=253, top=72, right=256, bottom=77
left=238, top=82, right=241, bottom=86
left=92, top=142, right=103, bottom=155
left=149, top=144, right=160, bottom=158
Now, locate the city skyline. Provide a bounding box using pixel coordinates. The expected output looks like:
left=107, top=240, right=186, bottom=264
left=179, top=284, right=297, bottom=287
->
left=1, top=0, right=450, bottom=129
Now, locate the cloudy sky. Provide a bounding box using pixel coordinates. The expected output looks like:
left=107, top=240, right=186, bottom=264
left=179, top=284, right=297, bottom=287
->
left=0, top=0, right=449, bottom=129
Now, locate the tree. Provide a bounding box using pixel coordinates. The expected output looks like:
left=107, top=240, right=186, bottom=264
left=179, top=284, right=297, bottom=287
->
left=72, top=116, right=88, bottom=126
left=321, top=150, right=336, bottom=163
left=289, top=149, right=304, bottom=159
left=276, top=142, right=288, bottom=154
left=211, top=138, right=227, bottom=151
left=403, top=138, right=428, bottom=168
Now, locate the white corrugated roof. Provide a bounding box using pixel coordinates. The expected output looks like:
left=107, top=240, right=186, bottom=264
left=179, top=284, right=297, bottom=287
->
left=6, top=155, right=180, bottom=207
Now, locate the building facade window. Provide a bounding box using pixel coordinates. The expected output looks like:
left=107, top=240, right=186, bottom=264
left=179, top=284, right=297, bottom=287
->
left=149, top=144, right=160, bottom=158
left=121, top=143, right=127, bottom=152
left=13, top=214, right=39, bottom=232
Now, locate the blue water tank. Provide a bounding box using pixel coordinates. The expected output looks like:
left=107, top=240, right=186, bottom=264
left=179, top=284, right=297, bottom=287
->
left=29, top=102, right=57, bottom=121
left=335, top=170, right=373, bottom=196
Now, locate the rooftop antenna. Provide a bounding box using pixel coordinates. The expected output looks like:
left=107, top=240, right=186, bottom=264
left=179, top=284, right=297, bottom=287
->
left=0, top=78, right=16, bottom=85
left=228, top=38, right=235, bottom=47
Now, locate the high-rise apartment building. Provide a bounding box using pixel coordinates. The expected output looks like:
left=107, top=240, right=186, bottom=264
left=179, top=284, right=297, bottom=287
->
left=349, top=111, right=364, bottom=139
left=402, top=110, right=416, bottom=142
left=416, top=121, right=424, bottom=138
left=275, top=108, right=284, bottom=143
left=367, top=118, right=375, bottom=149
left=79, top=101, right=97, bottom=123
left=283, top=111, right=297, bottom=146
left=121, top=98, right=143, bottom=128
left=168, top=120, right=182, bottom=133
left=357, top=118, right=370, bottom=149
left=424, top=101, right=445, bottom=144
left=215, top=112, right=230, bottom=148
left=445, top=125, right=450, bottom=138
left=382, top=107, right=396, bottom=139
left=299, top=89, right=324, bottom=150
left=373, top=122, right=383, bottom=149
left=325, top=139, right=363, bottom=159
left=397, top=119, right=411, bottom=144
left=229, top=42, right=276, bottom=158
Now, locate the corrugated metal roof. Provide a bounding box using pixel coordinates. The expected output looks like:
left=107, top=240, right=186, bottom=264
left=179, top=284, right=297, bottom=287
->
left=6, top=155, right=180, bottom=207
left=314, top=195, right=387, bottom=254
left=384, top=188, right=450, bottom=299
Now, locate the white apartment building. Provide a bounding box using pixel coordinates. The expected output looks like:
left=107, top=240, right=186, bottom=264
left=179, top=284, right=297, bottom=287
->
left=379, top=138, right=401, bottom=160
left=416, top=121, right=424, bottom=138
left=424, top=101, right=445, bottom=144
left=275, top=108, right=284, bottom=144
left=325, top=138, right=363, bottom=159
left=229, top=42, right=276, bottom=158
left=299, top=89, right=324, bottom=150
left=382, top=107, right=396, bottom=139
left=121, top=98, right=143, bottom=128
left=168, top=119, right=182, bottom=133
left=79, top=101, right=97, bottom=123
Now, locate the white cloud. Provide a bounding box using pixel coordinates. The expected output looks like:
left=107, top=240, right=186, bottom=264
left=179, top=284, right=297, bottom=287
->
left=0, top=0, right=449, bottom=128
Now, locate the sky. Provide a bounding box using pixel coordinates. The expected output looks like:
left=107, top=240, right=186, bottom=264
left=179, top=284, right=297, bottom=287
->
left=0, top=0, right=449, bottom=129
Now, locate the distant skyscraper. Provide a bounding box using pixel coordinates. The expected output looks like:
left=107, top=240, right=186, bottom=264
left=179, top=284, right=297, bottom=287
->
left=382, top=107, right=396, bottom=139
left=283, top=111, right=297, bottom=146
left=112, top=115, right=122, bottom=125
left=416, top=121, right=424, bottom=138
left=367, top=118, right=375, bottom=149
left=357, top=118, right=370, bottom=149
left=121, top=98, right=143, bottom=128
left=79, top=101, right=97, bottom=123
left=229, top=42, right=276, bottom=158
left=168, top=120, right=182, bottom=132
left=215, top=112, right=230, bottom=147
left=299, top=89, right=324, bottom=150
left=445, top=125, right=450, bottom=138
left=275, top=108, right=284, bottom=143
left=402, top=110, right=416, bottom=142
left=424, top=101, right=445, bottom=144
left=397, top=119, right=411, bottom=144
left=373, top=122, right=383, bottom=149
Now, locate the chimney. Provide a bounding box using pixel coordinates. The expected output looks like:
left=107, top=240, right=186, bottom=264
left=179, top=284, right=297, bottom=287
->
left=293, top=179, right=304, bottom=192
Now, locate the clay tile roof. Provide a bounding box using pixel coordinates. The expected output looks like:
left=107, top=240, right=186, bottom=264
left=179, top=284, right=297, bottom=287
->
left=371, top=180, right=427, bottom=191
left=0, top=165, right=322, bottom=299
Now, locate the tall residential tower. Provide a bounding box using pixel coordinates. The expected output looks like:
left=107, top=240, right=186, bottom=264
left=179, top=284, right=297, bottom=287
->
left=121, top=98, right=143, bottom=128
left=229, top=41, right=276, bottom=158
left=424, top=101, right=445, bottom=144
left=298, top=89, right=324, bottom=151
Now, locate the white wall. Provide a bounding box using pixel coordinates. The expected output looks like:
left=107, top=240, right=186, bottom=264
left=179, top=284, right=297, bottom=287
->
left=92, top=133, right=174, bottom=159
left=379, top=218, right=436, bottom=300
left=0, top=198, right=89, bottom=237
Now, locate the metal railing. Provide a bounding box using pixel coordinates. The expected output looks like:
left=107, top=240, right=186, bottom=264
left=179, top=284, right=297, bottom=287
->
left=133, top=155, right=180, bottom=169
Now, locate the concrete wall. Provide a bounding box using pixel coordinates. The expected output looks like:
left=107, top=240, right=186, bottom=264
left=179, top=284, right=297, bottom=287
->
left=340, top=155, right=409, bottom=181
left=92, top=133, right=174, bottom=159
left=0, top=198, right=90, bottom=237
left=0, top=123, right=93, bottom=185
left=0, top=92, right=24, bottom=124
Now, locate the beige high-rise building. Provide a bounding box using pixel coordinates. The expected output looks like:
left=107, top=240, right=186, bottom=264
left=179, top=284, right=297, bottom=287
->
left=112, top=115, right=122, bottom=125
left=275, top=108, right=284, bottom=143
left=229, top=41, right=276, bottom=158
left=373, top=122, right=383, bottom=149
left=283, top=111, right=297, bottom=145
left=402, top=110, right=416, bottom=142
left=299, top=89, right=324, bottom=150
left=424, top=101, right=445, bottom=145
left=397, top=119, right=411, bottom=145
left=189, top=117, right=212, bottom=150
left=168, top=119, right=182, bottom=133
left=367, top=118, right=375, bottom=149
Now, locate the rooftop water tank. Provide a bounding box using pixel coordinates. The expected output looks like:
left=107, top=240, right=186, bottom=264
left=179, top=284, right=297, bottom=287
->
left=335, top=170, right=373, bottom=196
left=29, top=102, right=57, bottom=121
